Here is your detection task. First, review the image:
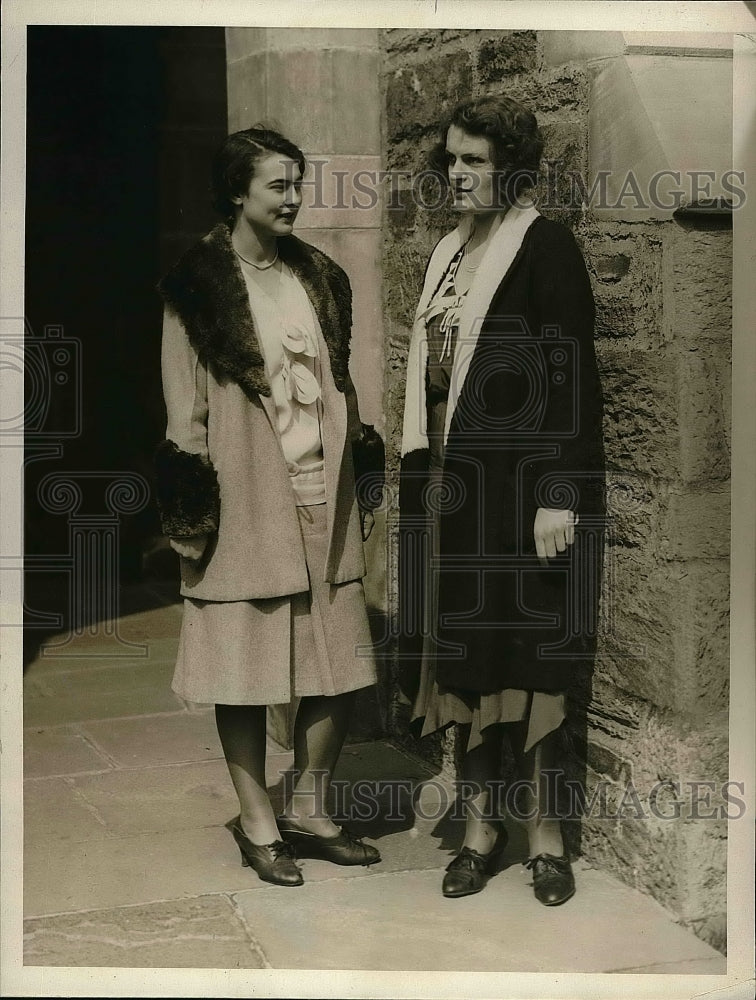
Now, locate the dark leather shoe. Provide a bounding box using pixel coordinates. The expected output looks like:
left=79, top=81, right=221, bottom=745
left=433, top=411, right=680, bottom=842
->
left=525, top=853, right=575, bottom=906
left=278, top=821, right=381, bottom=866
left=442, top=826, right=509, bottom=898
left=232, top=821, right=304, bottom=886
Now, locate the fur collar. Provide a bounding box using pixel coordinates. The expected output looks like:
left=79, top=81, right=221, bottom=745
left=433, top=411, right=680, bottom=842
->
left=158, top=223, right=351, bottom=396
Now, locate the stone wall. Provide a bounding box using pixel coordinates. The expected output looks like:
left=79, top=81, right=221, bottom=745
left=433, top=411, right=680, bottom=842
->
left=381, top=28, right=731, bottom=953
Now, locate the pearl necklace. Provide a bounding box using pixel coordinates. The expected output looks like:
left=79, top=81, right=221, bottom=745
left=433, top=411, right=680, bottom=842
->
left=234, top=247, right=279, bottom=270
left=463, top=238, right=485, bottom=273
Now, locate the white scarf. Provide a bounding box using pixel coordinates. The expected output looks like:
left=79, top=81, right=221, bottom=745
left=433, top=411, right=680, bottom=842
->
left=401, top=203, right=541, bottom=456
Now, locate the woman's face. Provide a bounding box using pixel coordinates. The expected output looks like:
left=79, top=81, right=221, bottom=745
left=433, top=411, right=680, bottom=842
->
left=445, top=125, right=498, bottom=215
left=232, top=153, right=303, bottom=237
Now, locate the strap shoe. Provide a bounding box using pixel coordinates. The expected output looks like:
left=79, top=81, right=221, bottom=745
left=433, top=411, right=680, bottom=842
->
left=278, top=820, right=381, bottom=867
left=442, top=825, right=509, bottom=898
left=232, top=820, right=304, bottom=886
left=525, top=853, right=575, bottom=906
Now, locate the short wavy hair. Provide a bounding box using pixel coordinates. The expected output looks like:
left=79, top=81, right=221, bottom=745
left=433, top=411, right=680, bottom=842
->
left=428, top=94, right=544, bottom=202
left=211, top=125, right=306, bottom=219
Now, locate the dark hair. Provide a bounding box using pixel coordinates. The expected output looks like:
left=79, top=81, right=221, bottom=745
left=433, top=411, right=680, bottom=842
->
left=211, top=125, right=307, bottom=219
left=428, top=94, right=544, bottom=202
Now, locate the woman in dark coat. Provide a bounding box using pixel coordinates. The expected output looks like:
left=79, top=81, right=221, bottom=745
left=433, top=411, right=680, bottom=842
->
left=156, top=126, right=382, bottom=886
left=400, top=95, right=605, bottom=904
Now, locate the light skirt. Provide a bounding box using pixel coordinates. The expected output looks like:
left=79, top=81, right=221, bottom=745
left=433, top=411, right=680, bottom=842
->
left=172, top=503, right=376, bottom=705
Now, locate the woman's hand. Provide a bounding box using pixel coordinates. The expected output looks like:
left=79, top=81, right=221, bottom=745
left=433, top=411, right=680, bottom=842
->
left=534, top=508, right=577, bottom=564
left=170, top=535, right=209, bottom=562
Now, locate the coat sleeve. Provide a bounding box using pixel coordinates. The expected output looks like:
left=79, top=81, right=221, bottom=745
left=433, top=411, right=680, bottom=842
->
left=154, top=305, right=220, bottom=538
left=345, top=372, right=385, bottom=513
left=525, top=223, right=605, bottom=513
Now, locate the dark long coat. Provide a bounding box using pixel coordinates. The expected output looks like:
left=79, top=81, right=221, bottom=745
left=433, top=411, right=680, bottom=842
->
left=400, top=209, right=605, bottom=694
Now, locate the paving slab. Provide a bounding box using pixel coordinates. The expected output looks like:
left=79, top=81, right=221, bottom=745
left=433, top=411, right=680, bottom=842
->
left=23, top=685, right=184, bottom=727
left=68, top=760, right=239, bottom=837
left=24, top=727, right=113, bottom=778
left=232, top=864, right=726, bottom=973
left=27, top=636, right=180, bottom=673
left=80, top=708, right=223, bottom=768
left=32, top=660, right=177, bottom=699
left=23, top=894, right=266, bottom=968
left=24, top=826, right=269, bottom=917
left=112, top=602, right=184, bottom=640
left=24, top=777, right=112, bottom=846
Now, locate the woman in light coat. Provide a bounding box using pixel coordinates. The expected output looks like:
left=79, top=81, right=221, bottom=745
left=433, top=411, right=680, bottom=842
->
left=156, top=126, right=382, bottom=886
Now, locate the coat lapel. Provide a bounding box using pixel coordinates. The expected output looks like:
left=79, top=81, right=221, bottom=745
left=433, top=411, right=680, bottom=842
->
left=157, top=224, right=351, bottom=400
left=400, top=207, right=540, bottom=457
left=400, top=224, right=470, bottom=457
left=442, top=203, right=541, bottom=444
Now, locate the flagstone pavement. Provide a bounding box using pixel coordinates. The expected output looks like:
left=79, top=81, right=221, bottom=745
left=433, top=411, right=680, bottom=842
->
left=20, top=581, right=726, bottom=975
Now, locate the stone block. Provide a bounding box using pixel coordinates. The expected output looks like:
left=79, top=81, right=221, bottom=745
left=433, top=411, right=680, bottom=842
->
left=599, top=550, right=685, bottom=708
left=675, top=561, right=730, bottom=714
left=24, top=894, right=266, bottom=968
left=476, top=31, right=539, bottom=84
left=580, top=708, right=729, bottom=954
left=586, top=739, right=633, bottom=783
left=381, top=28, right=470, bottom=63
left=331, top=49, right=381, bottom=155
left=665, top=490, right=730, bottom=560
left=386, top=52, right=473, bottom=143
left=265, top=28, right=377, bottom=52
left=298, top=227, right=383, bottom=429
left=539, top=30, right=626, bottom=67
left=499, top=64, right=590, bottom=117
left=586, top=676, right=646, bottom=741
left=600, top=548, right=730, bottom=717
left=604, top=473, right=669, bottom=554
left=224, top=27, right=267, bottom=64
left=677, top=818, right=728, bottom=924
left=296, top=154, right=383, bottom=230
left=383, top=235, right=438, bottom=329
left=385, top=332, right=411, bottom=467
left=265, top=50, right=333, bottom=151
left=539, top=119, right=589, bottom=211
left=583, top=228, right=663, bottom=347
left=678, top=351, right=730, bottom=484
left=597, top=347, right=679, bottom=479
left=226, top=54, right=266, bottom=134
left=668, top=227, right=732, bottom=342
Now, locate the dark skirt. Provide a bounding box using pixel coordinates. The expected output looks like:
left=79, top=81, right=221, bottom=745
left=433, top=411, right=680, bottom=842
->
left=410, top=399, right=566, bottom=753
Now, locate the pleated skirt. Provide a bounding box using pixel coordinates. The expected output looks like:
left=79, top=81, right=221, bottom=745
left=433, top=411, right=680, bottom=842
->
left=172, top=503, right=377, bottom=705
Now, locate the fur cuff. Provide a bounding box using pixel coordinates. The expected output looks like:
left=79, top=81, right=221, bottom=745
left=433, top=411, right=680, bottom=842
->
left=352, top=423, right=385, bottom=512
left=154, top=440, right=220, bottom=537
